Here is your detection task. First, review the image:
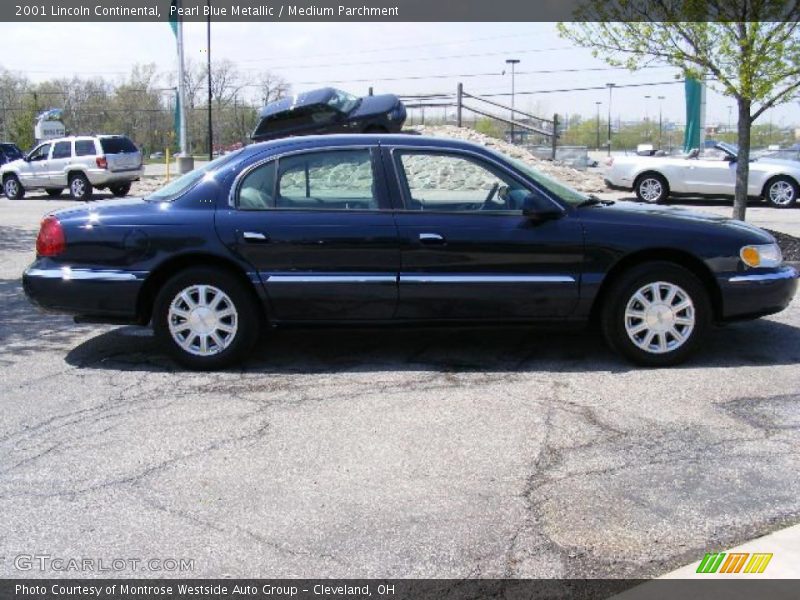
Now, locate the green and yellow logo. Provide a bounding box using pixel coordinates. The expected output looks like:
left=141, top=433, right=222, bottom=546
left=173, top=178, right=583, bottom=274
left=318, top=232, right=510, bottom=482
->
left=696, top=552, right=773, bottom=574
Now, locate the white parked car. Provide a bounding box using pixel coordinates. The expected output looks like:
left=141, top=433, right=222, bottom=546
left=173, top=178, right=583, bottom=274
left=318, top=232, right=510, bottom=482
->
left=1, top=135, right=143, bottom=201
left=604, top=142, right=800, bottom=208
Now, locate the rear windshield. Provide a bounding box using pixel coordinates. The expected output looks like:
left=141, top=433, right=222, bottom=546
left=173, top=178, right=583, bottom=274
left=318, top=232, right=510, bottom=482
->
left=0, top=144, right=22, bottom=159
left=100, top=137, right=138, bottom=154
left=145, top=149, right=245, bottom=202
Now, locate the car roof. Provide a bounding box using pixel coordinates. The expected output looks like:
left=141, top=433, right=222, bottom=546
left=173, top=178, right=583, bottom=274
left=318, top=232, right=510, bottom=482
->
left=239, top=133, right=494, bottom=159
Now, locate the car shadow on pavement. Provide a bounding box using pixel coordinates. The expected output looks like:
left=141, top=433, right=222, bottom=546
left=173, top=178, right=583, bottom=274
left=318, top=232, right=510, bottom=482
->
left=64, top=317, right=800, bottom=374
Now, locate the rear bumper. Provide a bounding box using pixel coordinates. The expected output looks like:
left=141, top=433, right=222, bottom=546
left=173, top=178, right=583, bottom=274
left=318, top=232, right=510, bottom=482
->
left=22, top=261, right=147, bottom=322
left=88, top=168, right=144, bottom=186
left=718, top=265, right=798, bottom=321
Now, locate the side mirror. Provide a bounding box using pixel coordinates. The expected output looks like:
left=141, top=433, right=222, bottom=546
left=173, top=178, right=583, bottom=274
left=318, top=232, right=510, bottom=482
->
left=724, top=154, right=737, bottom=162
left=521, top=194, right=564, bottom=221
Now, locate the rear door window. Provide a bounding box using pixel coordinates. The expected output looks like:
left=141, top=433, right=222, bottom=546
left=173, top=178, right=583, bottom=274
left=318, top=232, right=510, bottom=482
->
left=99, top=137, right=137, bottom=154
left=52, top=141, right=72, bottom=159
left=75, top=140, right=96, bottom=156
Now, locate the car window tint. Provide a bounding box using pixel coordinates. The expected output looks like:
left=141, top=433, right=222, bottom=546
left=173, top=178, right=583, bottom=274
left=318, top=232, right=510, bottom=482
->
left=30, top=144, right=50, bottom=161
left=52, top=141, right=72, bottom=159
left=99, top=137, right=137, bottom=154
left=276, top=150, right=377, bottom=210
left=75, top=140, right=96, bottom=156
left=238, top=161, right=276, bottom=210
left=396, top=152, right=528, bottom=212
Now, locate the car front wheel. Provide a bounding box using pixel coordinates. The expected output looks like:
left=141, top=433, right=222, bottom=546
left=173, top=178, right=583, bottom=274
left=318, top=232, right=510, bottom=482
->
left=601, top=262, right=710, bottom=366
left=635, top=174, right=668, bottom=204
left=765, top=176, right=798, bottom=208
left=153, top=267, right=261, bottom=370
left=4, top=175, right=24, bottom=199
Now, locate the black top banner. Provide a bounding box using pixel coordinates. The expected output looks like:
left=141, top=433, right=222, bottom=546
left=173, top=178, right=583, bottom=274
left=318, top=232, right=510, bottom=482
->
left=4, top=0, right=800, bottom=22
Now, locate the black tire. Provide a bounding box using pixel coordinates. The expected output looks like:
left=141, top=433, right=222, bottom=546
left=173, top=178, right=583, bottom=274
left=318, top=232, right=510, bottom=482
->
left=634, top=173, right=669, bottom=204
left=109, top=182, right=132, bottom=197
left=601, top=262, right=711, bottom=367
left=763, top=176, right=798, bottom=208
left=4, top=175, right=24, bottom=200
left=45, top=188, right=63, bottom=198
left=153, top=267, right=261, bottom=370
left=68, top=172, right=92, bottom=201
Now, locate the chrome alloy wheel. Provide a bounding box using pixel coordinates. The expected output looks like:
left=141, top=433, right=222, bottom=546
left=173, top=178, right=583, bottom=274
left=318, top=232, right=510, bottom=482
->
left=624, top=281, right=695, bottom=354
left=639, top=178, right=663, bottom=202
left=769, top=180, right=795, bottom=206
left=71, top=177, right=86, bottom=197
left=5, top=178, right=19, bottom=197
left=168, top=285, right=238, bottom=356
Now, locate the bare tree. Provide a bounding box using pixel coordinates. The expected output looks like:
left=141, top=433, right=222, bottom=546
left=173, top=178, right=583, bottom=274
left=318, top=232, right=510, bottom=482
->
left=255, top=71, right=291, bottom=106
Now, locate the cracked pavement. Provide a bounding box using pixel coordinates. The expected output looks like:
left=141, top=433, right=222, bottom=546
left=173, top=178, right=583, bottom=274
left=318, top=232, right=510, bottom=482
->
left=1, top=197, right=800, bottom=578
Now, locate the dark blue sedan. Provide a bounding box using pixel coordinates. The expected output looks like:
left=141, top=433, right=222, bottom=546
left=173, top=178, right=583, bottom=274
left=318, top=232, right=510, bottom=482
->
left=23, top=135, right=798, bottom=369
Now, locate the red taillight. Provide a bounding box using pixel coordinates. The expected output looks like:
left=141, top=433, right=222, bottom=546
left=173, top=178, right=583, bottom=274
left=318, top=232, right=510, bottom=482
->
left=96, top=156, right=108, bottom=169
left=36, top=216, right=65, bottom=257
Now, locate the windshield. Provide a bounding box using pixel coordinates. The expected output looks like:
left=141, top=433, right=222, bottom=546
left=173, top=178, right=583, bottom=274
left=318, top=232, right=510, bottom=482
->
left=0, top=144, right=22, bottom=159
left=509, top=158, right=589, bottom=206
left=716, top=141, right=738, bottom=157
left=146, top=149, right=245, bottom=202
left=327, top=89, right=360, bottom=113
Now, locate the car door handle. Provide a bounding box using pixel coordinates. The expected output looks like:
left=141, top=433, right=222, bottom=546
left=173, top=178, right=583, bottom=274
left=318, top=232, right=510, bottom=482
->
left=419, top=233, right=445, bottom=244
left=241, top=231, right=269, bottom=242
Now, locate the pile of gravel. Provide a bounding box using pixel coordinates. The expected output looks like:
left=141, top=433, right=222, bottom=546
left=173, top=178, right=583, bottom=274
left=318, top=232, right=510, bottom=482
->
left=767, top=229, right=800, bottom=262
left=411, top=125, right=607, bottom=193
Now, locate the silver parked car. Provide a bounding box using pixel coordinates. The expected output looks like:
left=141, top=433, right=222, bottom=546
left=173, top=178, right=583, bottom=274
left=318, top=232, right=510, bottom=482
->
left=1, top=135, right=143, bottom=201
left=604, top=141, right=800, bottom=208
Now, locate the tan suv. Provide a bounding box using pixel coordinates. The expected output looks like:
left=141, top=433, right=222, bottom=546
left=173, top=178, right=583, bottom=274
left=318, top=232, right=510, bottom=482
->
left=1, top=135, right=143, bottom=201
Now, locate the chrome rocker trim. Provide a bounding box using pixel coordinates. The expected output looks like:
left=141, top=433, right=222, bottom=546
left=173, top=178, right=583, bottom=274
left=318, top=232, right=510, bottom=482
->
left=262, top=273, right=576, bottom=284
left=26, top=267, right=145, bottom=282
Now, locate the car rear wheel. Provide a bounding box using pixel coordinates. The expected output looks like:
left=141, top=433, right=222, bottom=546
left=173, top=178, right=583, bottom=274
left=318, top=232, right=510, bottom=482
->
left=601, top=262, right=710, bottom=366
left=635, top=173, right=668, bottom=204
left=45, top=188, right=63, bottom=198
left=69, top=173, right=93, bottom=201
left=764, top=176, right=798, bottom=208
left=153, top=267, right=261, bottom=370
left=109, top=183, right=132, bottom=197
left=3, top=175, right=24, bottom=200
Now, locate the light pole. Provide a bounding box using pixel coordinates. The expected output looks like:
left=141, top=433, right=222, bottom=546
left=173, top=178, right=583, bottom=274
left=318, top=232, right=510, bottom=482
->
left=657, top=96, right=665, bottom=149
left=644, top=95, right=651, bottom=140
left=207, top=0, right=213, bottom=161
left=606, top=83, right=615, bottom=156
left=595, top=101, right=602, bottom=150
left=506, top=58, right=520, bottom=143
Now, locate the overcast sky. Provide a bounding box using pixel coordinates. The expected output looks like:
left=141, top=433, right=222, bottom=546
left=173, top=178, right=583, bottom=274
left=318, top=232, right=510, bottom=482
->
left=1, top=21, right=797, bottom=128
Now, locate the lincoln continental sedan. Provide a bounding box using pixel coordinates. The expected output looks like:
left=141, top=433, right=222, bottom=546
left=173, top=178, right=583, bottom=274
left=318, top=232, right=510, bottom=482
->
left=23, top=135, right=798, bottom=369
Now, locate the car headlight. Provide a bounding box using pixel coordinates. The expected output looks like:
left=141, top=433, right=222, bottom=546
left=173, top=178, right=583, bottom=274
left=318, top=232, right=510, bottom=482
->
left=740, top=243, right=782, bottom=268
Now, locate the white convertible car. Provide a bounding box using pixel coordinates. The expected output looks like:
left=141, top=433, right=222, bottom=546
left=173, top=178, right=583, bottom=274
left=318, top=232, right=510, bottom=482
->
left=604, top=142, right=800, bottom=208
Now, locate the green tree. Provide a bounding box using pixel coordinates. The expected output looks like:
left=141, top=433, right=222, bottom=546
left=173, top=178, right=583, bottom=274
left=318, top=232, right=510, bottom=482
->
left=558, top=1, right=800, bottom=220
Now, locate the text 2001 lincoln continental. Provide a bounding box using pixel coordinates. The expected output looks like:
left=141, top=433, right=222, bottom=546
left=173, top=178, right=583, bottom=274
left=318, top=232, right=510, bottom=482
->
left=23, top=135, right=798, bottom=369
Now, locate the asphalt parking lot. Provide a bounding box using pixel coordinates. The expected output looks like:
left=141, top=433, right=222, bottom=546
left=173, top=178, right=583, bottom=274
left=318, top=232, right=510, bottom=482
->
left=1, top=194, right=799, bottom=579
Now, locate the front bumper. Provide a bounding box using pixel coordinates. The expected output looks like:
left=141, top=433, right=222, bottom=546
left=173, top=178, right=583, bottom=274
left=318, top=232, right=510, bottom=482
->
left=23, top=261, right=147, bottom=322
left=718, top=265, right=798, bottom=321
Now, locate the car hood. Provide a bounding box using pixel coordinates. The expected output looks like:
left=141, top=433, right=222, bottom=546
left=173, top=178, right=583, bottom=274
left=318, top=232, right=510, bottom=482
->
left=1, top=158, right=26, bottom=171
left=351, top=94, right=400, bottom=117
left=590, top=200, right=774, bottom=243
